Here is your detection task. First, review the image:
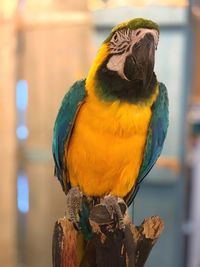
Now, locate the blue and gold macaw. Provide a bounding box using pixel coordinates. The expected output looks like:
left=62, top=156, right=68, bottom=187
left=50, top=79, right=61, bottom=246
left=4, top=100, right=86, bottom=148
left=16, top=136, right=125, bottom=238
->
left=52, top=18, right=168, bottom=232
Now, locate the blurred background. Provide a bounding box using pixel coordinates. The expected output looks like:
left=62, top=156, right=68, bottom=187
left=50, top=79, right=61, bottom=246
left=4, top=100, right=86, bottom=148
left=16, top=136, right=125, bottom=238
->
left=1, top=0, right=200, bottom=266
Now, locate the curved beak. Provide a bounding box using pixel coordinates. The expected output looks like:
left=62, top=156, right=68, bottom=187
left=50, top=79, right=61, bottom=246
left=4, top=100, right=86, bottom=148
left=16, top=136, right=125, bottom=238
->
left=123, top=32, right=156, bottom=87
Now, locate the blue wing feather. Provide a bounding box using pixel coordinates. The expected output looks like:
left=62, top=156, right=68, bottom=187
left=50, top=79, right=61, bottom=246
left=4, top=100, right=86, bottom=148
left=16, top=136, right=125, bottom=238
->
left=126, top=82, right=169, bottom=205
left=52, top=79, right=86, bottom=192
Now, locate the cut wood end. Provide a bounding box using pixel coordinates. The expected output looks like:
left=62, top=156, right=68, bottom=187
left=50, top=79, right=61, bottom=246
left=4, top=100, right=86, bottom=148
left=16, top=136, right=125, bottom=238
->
left=142, top=216, right=164, bottom=239
left=57, top=217, right=68, bottom=226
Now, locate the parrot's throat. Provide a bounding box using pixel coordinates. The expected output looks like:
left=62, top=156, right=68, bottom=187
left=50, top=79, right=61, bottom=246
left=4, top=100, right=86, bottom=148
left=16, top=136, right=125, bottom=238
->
left=95, top=56, right=157, bottom=104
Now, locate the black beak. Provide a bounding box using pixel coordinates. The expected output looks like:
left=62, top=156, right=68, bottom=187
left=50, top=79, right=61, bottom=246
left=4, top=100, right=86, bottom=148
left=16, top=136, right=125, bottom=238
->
left=124, top=32, right=156, bottom=88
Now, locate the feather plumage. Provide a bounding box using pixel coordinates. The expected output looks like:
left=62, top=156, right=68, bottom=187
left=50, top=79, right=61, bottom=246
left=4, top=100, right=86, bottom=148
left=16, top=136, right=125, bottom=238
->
left=125, top=82, right=169, bottom=205
left=52, top=79, right=86, bottom=192
left=52, top=80, right=168, bottom=205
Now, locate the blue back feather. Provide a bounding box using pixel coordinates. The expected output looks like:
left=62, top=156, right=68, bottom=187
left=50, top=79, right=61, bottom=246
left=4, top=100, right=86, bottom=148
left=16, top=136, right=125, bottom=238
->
left=126, top=82, right=169, bottom=205
left=52, top=79, right=86, bottom=191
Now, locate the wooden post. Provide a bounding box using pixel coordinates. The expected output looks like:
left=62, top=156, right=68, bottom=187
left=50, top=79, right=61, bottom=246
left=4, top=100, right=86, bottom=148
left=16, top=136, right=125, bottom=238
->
left=52, top=204, right=164, bottom=267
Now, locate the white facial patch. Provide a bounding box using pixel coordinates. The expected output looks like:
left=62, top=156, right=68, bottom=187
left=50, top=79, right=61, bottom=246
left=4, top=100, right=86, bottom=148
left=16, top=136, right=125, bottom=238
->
left=107, top=28, right=159, bottom=80
left=107, top=53, right=129, bottom=80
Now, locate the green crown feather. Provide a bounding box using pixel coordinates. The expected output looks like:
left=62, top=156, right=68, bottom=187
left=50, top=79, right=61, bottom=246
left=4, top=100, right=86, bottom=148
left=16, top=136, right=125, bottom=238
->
left=104, top=18, right=160, bottom=43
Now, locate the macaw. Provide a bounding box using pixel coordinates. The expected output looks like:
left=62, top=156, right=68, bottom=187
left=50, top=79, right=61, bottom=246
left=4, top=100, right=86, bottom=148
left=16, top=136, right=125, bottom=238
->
left=52, top=18, right=168, bottom=235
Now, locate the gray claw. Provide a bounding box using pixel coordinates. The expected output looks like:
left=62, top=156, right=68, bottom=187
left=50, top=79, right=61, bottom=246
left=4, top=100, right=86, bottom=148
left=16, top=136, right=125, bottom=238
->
left=65, top=187, right=83, bottom=229
left=101, top=195, right=126, bottom=229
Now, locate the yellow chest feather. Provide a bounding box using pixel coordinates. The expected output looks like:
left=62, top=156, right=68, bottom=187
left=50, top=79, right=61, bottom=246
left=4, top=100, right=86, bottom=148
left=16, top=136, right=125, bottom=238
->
left=66, top=95, right=153, bottom=198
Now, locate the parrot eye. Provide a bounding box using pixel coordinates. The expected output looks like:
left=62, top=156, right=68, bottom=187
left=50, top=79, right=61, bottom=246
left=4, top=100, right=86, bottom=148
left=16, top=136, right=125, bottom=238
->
left=113, top=33, right=118, bottom=42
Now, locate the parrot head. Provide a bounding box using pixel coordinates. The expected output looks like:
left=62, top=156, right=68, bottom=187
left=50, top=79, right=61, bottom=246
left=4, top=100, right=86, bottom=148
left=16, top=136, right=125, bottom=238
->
left=86, top=18, right=160, bottom=103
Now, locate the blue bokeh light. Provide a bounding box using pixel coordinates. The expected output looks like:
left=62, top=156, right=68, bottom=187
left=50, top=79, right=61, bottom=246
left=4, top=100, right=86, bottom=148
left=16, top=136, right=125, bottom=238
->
left=16, top=125, right=29, bottom=140
left=17, top=172, right=29, bottom=213
left=16, top=80, right=28, bottom=111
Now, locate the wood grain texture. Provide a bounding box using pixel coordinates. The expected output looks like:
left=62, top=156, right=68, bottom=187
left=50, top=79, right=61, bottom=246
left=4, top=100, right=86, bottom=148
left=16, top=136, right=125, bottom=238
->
left=52, top=218, right=86, bottom=267
left=52, top=210, right=164, bottom=267
left=132, top=216, right=164, bottom=267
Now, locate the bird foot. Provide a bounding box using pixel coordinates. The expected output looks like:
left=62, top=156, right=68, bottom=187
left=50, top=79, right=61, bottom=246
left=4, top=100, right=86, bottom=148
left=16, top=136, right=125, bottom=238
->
left=100, top=195, right=127, bottom=229
left=65, top=186, right=83, bottom=230
left=89, top=195, right=127, bottom=230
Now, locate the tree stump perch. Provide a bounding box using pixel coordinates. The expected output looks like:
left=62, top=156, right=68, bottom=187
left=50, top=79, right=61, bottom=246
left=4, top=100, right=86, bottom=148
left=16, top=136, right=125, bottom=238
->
left=52, top=204, right=164, bottom=267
